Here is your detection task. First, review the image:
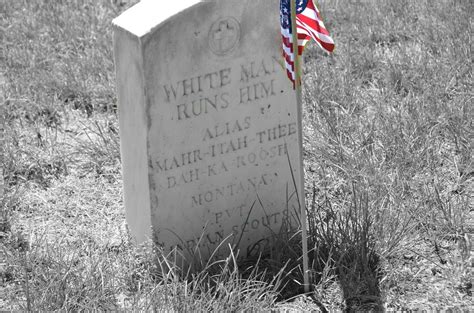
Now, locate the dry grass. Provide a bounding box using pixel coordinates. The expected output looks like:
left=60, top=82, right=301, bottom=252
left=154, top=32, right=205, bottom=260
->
left=1, top=0, right=473, bottom=311
left=303, top=0, right=473, bottom=310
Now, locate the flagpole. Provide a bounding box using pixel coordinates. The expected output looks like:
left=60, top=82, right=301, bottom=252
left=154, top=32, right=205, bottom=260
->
left=290, top=0, right=310, bottom=294
left=0, top=97, right=4, bottom=201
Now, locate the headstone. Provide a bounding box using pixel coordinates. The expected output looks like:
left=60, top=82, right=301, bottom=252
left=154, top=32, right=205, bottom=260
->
left=113, top=0, right=303, bottom=265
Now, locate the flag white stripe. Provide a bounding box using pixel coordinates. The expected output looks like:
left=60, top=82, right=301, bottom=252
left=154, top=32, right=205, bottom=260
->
left=280, top=27, right=292, bottom=38
left=299, top=8, right=324, bottom=25
left=282, top=45, right=294, bottom=61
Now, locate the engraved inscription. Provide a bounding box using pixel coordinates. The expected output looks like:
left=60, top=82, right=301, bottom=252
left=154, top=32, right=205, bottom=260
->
left=171, top=207, right=293, bottom=260
left=154, top=56, right=299, bottom=260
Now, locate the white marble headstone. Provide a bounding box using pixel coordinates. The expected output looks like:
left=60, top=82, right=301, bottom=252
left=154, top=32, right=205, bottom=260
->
left=113, top=0, right=303, bottom=264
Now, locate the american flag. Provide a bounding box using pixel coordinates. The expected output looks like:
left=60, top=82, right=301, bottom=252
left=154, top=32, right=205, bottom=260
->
left=280, top=0, right=335, bottom=85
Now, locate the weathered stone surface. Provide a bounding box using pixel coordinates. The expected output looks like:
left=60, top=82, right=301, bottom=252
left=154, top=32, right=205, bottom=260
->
left=113, top=0, right=302, bottom=264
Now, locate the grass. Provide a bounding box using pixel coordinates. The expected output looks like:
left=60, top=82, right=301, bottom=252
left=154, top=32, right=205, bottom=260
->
left=1, top=0, right=473, bottom=311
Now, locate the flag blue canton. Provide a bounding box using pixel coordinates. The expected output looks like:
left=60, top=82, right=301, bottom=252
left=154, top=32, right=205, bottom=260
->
left=280, top=0, right=308, bottom=29
left=295, top=0, right=308, bottom=13
left=280, top=1, right=291, bottom=30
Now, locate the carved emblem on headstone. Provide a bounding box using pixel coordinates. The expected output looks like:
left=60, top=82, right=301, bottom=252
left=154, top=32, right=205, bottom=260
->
left=209, top=17, right=240, bottom=56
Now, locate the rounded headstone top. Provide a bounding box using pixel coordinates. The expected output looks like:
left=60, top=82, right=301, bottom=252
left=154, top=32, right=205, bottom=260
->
left=112, top=0, right=203, bottom=37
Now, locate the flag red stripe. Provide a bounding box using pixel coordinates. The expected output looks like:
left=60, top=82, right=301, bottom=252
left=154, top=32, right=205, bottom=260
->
left=297, top=19, right=333, bottom=44
left=297, top=14, right=330, bottom=36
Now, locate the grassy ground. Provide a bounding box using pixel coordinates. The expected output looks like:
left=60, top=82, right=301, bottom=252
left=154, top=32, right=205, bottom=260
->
left=1, top=0, right=472, bottom=311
